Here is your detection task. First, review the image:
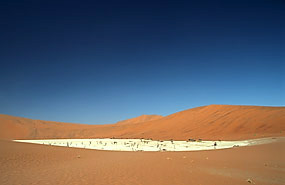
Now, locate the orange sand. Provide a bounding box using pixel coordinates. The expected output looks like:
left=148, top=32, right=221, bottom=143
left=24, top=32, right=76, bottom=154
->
left=1, top=105, right=284, bottom=140
left=116, top=114, right=163, bottom=125
left=0, top=138, right=284, bottom=185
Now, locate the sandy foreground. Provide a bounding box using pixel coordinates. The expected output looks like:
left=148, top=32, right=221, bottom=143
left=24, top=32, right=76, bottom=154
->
left=1, top=138, right=284, bottom=185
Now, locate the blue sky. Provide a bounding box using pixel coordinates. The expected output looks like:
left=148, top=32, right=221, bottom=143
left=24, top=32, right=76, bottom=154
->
left=0, top=0, right=284, bottom=124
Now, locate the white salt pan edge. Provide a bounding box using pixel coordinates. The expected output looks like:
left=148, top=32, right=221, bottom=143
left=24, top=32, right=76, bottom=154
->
left=13, top=137, right=278, bottom=152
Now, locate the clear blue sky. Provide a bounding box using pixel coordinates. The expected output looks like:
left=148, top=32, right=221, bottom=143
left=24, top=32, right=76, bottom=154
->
left=0, top=0, right=284, bottom=124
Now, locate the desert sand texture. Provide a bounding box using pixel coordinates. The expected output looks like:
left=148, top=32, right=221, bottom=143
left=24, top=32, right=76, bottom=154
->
left=0, top=138, right=284, bottom=185
left=1, top=105, right=285, bottom=141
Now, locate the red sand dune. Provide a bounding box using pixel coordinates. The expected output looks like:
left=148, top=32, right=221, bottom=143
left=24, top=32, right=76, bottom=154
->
left=116, top=114, right=163, bottom=125
left=1, top=105, right=285, bottom=140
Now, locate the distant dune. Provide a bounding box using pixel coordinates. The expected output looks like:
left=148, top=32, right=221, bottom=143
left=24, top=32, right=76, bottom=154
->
left=116, top=114, right=163, bottom=125
left=1, top=105, right=284, bottom=140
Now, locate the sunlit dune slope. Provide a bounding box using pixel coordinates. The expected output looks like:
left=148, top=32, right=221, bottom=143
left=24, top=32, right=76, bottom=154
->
left=118, top=105, right=285, bottom=140
left=0, top=105, right=284, bottom=140
left=116, top=114, right=163, bottom=125
left=0, top=114, right=95, bottom=139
